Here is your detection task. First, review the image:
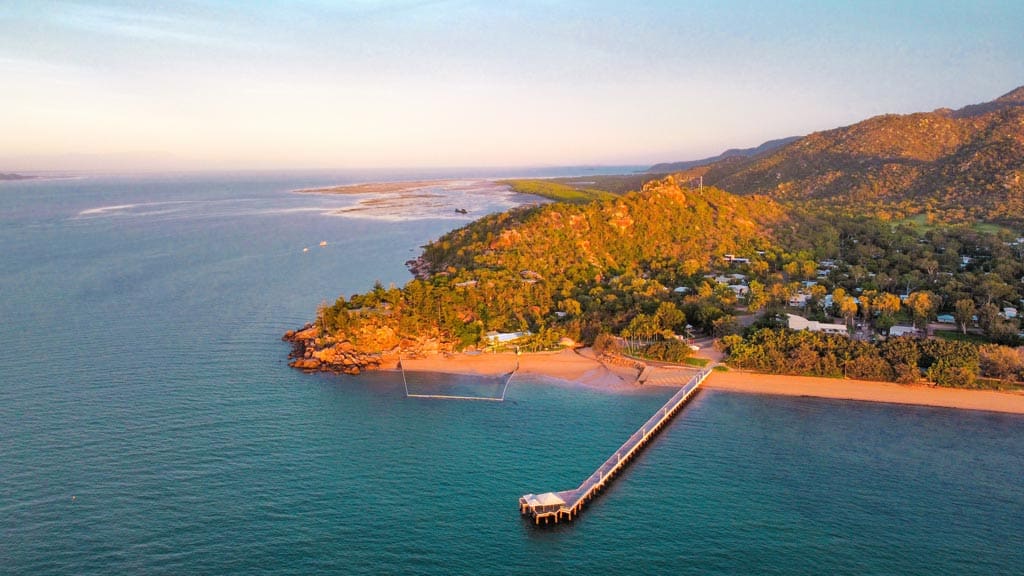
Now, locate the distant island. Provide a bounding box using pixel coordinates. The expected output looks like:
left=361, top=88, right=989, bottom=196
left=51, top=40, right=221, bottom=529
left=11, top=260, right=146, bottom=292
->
left=287, top=86, right=1024, bottom=399
left=0, top=172, right=36, bottom=181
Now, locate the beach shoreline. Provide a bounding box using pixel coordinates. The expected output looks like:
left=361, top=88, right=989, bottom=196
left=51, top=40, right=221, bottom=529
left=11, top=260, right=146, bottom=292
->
left=703, top=370, right=1024, bottom=414
left=398, top=348, right=640, bottom=390
left=394, top=349, right=1024, bottom=414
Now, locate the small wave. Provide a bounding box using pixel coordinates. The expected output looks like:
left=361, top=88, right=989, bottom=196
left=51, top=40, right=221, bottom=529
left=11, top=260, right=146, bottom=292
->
left=75, top=201, right=199, bottom=218
left=77, top=203, right=140, bottom=216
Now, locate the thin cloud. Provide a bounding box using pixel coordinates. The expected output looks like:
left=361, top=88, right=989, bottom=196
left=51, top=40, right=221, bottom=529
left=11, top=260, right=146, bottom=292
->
left=47, top=1, right=258, bottom=51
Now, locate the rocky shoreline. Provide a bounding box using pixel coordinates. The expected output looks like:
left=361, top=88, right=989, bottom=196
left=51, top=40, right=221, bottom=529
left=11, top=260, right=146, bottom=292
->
left=404, top=255, right=431, bottom=280
left=283, top=323, right=452, bottom=375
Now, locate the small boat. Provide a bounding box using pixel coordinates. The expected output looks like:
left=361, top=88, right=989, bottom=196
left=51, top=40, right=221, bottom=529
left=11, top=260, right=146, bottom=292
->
left=319, top=240, right=328, bottom=247
left=455, top=208, right=468, bottom=214
left=302, top=247, right=309, bottom=253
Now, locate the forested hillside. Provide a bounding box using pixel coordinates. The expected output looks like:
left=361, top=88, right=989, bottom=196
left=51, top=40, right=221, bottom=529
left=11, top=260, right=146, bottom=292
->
left=291, top=176, right=786, bottom=369
left=693, top=87, right=1024, bottom=224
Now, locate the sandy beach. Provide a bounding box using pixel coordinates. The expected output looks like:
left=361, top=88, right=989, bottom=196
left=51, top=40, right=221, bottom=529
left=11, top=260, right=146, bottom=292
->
left=704, top=369, right=1024, bottom=414
left=399, top=348, right=640, bottom=388
left=399, top=348, right=1024, bottom=414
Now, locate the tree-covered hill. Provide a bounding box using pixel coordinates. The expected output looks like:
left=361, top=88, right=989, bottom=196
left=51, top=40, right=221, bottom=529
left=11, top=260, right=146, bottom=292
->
left=422, top=175, right=784, bottom=280
left=287, top=176, right=788, bottom=371
left=692, top=86, right=1024, bottom=224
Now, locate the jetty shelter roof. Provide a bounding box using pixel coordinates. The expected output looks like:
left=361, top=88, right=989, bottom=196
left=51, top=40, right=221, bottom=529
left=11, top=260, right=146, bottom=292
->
left=535, top=492, right=565, bottom=507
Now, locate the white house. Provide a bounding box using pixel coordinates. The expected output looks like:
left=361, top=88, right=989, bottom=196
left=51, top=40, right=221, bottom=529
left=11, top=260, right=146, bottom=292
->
left=787, top=314, right=847, bottom=335
left=728, top=285, right=750, bottom=296
left=486, top=331, right=531, bottom=343
left=789, top=294, right=810, bottom=307
left=889, top=325, right=920, bottom=337
left=723, top=254, right=750, bottom=264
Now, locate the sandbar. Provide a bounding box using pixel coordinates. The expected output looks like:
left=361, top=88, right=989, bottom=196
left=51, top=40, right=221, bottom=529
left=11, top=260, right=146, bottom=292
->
left=296, top=179, right=504, bottom=195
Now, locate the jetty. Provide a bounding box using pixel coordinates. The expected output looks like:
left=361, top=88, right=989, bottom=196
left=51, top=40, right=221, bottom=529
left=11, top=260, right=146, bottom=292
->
left=519, top=366, right=711, bottom=525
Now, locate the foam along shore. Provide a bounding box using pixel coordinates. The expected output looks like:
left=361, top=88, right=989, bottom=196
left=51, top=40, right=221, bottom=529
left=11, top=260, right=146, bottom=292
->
left=705, top=370, right=1024, bottom=414
left=398, top=348, right=640, bottom=388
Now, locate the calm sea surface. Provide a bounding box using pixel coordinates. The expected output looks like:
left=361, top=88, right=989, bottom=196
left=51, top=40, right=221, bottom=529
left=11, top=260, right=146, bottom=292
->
left=2, top=172, right=1023, bottom=575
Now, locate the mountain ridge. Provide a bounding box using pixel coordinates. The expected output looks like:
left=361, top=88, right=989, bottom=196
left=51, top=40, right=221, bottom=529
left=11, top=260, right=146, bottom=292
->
left=646, top=137, right=800, bottom=174
left=673, top=86, right=1024, bottom=223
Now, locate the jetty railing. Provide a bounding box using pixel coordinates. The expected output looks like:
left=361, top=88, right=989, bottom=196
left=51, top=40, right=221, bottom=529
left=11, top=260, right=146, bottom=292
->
left=520, top=366, right=712, bottom=525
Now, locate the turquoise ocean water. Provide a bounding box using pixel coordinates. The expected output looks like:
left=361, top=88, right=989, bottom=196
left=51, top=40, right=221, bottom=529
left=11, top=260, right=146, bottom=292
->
left=2, top=172, right=1023, bottom=575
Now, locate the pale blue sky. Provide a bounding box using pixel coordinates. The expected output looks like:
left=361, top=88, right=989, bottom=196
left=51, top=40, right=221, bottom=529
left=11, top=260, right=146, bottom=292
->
left=2, top=0, right=1022, bottom=171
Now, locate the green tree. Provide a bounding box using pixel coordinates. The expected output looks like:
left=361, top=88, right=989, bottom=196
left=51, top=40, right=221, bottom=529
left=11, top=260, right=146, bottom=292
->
left=905, top=291, right=937, bottom=329
left=655, top=301, right=686, bottom=335
left=839, top=296, right=858, bottom=329
left=747, top=280, right=769, bottom=312
left=953, top=298, right=976, bottom=336
left=881, top=337, right=921, bottom=383
left=978, top=345, right=1024, bottom=382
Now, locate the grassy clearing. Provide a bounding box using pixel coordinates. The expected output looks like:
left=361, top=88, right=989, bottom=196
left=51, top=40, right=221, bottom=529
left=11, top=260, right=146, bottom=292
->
left=499, top=179, right=617, bottom=204
left=895, top=214, right=1012, bottom=236
left=972, top=221, right=1011, bottom=234
left=974, top=377, right=1024, bottom=391
left=934, top=330, right=990, bottom=344
left=500, top=173, right=672, bottom=204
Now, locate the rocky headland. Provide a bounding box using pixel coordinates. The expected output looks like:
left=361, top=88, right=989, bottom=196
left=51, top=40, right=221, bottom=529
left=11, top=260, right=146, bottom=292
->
left=283, top=323, right=453, bottom=374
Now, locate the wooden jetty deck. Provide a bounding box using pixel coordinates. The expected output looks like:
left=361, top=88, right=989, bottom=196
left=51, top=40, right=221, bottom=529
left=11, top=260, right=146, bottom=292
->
left=519, top=367, right=711, bottom=525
